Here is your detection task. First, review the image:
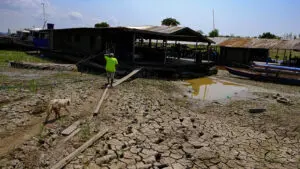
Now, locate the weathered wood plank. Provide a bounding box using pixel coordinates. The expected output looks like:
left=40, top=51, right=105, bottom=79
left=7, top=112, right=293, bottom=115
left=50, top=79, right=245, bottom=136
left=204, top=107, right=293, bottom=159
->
left=62, top=128, right=81, bottom=143
left=61, top=121, right=81, bottom=136
left=93, top=68, right=142, bottom=116
left=50, top=128, right=108, bottom=169
left=112, top=68, right=143, bottom=87
left=93, top=87, right=108, bottom=116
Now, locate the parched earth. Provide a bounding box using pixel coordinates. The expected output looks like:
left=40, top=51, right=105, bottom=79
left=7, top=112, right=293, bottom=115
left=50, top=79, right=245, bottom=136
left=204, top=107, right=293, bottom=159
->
left=0, top=67, right=300, bottom=169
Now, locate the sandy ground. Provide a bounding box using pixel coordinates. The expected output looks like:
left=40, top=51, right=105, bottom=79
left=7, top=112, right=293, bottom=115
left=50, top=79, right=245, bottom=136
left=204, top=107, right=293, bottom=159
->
left=0, top=66, right=299, bottom=169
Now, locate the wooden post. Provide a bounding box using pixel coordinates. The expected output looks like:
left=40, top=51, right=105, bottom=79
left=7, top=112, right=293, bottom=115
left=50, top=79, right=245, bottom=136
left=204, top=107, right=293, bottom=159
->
left=132, top=33, right=136, bottom=63
left=276, top=49, right=279, bottom=62
left=289, top=49, right=292, bottom=66
left=164, top=39, right=167, bottom=65
left=207, top=43, right=211, bottom=62
left=155, top=39, right=158, bottom=48
left=283, top=49, right=287, bottom=63
left=195, top=42, right=198, bottom=62
left=149, top=39, right=152, bottom=48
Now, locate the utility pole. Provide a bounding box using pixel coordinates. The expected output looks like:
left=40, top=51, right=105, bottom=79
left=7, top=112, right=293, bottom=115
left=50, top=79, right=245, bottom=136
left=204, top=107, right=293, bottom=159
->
left=213, top=9, right=215, bottom=30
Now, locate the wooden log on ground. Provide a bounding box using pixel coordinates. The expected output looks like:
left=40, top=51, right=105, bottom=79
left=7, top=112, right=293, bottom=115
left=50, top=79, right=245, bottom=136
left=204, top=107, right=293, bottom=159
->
left=93, top=87, right=108, bottom=116
left=93, top=68, right=142, bottom=116
left=9, top=61, right=78, bottom=71
left=61, top=121, right=81, bottom=136
left=62, top=128, right=81, bottom=143
left=112, top=68, right=143, bottom=87
left=50, top=128, right=108, bottom=169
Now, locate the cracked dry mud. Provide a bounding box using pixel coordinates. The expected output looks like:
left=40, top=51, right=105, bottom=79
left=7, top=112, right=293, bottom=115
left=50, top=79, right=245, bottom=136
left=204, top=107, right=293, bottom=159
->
left=0, top=68, right=300, bottom=169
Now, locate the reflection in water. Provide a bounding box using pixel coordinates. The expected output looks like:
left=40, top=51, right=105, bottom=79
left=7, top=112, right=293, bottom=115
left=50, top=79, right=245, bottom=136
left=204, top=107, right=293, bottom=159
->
left=185, top=77, right=247, bottom=100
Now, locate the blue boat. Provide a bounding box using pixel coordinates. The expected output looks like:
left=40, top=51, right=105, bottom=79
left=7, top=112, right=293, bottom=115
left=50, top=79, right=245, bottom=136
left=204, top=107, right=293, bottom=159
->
left=253, top=62, right=300, bottom=73
left=226, top=67, right=300, bottom=85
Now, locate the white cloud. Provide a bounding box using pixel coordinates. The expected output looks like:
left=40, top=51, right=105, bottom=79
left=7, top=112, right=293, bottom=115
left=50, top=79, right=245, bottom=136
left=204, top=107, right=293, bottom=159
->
left=68, top=11, right=83, bottom=20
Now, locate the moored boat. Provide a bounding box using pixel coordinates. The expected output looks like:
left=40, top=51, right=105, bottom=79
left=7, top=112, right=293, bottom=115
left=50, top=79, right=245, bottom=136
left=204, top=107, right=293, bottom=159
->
left=226, top=66, right=300, bottom=85
left=252, top=62, right=300, bottom=75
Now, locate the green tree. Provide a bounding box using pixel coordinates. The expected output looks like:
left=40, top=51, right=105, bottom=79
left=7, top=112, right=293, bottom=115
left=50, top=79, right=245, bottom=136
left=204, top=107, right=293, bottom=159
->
left=258, top=32, right=278, bottom=39
left=94, top=22, right=110, bottom=28
left=161, top=18, right=180, bottom=26
left=208, top=29, right=219, bottom=37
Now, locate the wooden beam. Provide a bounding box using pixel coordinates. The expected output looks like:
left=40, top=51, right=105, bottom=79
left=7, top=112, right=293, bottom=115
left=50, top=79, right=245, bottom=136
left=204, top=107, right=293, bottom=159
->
left=61, top=121, right=81, bottom=136
left=59, top=128, right=81, bottom=146
left=112, top=68, right=143, bottom=87
left=93, top=68, right=143, bottom=116
left=93, top=87, right=108, bottom=116
left=164, top=40, right=167, bottom=65
left=50, top=129, right=108, bottom=169
left=132, top=33, right=136, bottom=63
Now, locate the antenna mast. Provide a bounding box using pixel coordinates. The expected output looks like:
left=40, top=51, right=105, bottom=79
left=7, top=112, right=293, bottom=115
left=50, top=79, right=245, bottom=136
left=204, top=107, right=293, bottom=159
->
left=41, top=2, right=47, bottom=29
left=213, top=9, right=215, bottom=30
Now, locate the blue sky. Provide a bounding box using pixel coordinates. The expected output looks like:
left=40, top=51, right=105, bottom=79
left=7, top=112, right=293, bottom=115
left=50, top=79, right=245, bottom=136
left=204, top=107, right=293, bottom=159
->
left=1, top=0, right=299, bottom=37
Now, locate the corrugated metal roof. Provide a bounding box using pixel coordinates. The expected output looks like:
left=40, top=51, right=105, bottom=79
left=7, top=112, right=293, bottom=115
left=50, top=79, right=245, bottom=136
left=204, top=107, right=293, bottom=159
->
left=218, top=38, right=300, bottom=50
left=127, top=26, right=214, bottom=43
left=126, top=26, right=186, bottom=34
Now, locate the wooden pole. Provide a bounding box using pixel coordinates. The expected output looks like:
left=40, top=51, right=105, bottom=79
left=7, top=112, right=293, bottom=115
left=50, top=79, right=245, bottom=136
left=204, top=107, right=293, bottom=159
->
left=93, top=87, right=108, bottom=116
left=284, top=49, right=287, bottom=63
left=50, top=129, right=108, bottom=169
left=195, top=42, right=198, bottom=62
left=289, top=49, right=292, bottom=66
left=149, top=39, right=152, bottom=48
left=164, top=40, right=167, bottom=65
left=132, top=33, right=136, bottom=63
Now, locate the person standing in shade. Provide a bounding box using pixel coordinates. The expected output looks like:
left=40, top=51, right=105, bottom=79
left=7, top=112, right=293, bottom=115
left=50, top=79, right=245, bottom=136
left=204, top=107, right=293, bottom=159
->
left=104, top=53, right=118, bottom=87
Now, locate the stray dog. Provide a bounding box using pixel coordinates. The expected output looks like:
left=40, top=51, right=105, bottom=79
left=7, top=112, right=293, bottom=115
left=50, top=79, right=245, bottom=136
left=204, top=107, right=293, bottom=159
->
left=44, top=98, right=71, bottom=123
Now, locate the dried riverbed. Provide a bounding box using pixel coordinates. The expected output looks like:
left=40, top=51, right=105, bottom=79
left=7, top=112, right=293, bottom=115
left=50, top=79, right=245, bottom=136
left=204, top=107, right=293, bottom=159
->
left=0, top=66, right=300, bottom=169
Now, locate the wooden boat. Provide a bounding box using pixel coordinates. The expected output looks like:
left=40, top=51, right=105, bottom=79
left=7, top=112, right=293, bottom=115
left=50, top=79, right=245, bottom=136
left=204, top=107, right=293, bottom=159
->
left=252, top=62, right=300, bottom=75
left=253, top=62, right=300, bottom=72
left=226, top=66, right=300, bottom=85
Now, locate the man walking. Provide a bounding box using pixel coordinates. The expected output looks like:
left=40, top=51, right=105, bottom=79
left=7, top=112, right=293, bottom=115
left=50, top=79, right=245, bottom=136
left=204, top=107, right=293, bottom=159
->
left=105, top=53, right=118, bottom=87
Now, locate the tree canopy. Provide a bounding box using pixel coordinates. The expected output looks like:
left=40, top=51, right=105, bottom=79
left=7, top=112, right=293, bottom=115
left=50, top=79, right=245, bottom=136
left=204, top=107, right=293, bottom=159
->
left=208, top=29, right=219, bottom=37
left=161, top=18, right=180, bottom=26
left=258, top=32, right=278, bottom=39
left=94, top=22, right=110, bottom=28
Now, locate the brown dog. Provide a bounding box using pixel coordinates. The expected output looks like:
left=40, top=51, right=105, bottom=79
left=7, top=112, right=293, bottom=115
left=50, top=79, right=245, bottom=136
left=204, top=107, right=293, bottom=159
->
left=44, top=98, right=71, bottom=123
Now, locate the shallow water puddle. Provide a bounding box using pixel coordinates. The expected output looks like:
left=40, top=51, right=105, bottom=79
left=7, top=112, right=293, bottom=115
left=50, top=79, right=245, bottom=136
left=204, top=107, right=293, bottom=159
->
left=185, top=77, right=248, bottom=100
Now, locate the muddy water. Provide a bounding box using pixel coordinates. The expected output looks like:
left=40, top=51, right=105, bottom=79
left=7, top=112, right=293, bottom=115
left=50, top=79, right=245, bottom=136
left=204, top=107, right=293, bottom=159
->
left=185, top=77, right=248, bottom=101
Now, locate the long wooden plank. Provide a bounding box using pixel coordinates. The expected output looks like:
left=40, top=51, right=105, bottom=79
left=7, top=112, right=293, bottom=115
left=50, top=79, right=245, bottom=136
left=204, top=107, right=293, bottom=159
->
left=93, top=68, right=142, bottom=116
left=112, top=68, right=143, bottom=87
left=62, top=128, right=81, bottom=143
left=61, top=121, right=81, bottom=136
left=50, top=128, right=108, bottom=169
left=93, top=87, right=108, bottom=115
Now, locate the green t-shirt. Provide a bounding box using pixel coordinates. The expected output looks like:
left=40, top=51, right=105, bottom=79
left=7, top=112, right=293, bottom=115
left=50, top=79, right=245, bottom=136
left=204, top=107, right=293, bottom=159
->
left=105, top=55, right=118, bottom=72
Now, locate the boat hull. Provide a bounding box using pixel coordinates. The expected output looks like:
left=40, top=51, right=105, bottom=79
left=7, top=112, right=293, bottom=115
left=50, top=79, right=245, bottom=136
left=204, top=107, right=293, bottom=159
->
left=226, top=67, right=300, bottom=85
